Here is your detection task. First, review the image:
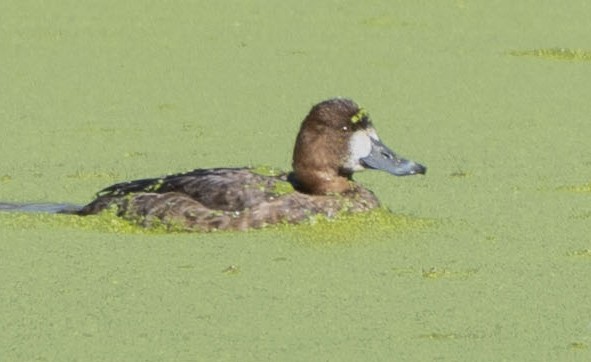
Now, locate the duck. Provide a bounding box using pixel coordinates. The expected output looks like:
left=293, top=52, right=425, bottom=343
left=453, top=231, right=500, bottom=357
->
left=75, top=98, right=426, bottom=231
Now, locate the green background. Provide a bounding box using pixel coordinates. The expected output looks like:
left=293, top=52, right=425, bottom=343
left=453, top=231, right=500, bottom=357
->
left=1, top=1, right=590, bottom=360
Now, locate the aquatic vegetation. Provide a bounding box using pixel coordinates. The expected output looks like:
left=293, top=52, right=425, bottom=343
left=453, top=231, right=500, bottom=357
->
left=359, top=16, right=413, bottom=28
left=0, top=204, right=431, bottom=241
left=123, top=151, right=147, bottom=158
left=271, top=180, right=295, bottom=196
left=157, top=103, right=175, bottom=111
left=418, top=332, right=457, bottom=340
left=567, top=249, right=591, bottom=257
left=250, top=165, right=287, bottom=177
left=557, top=182, right=591, bottom=193
left=66, top=170, right=119, bottom=180
left=571, top=211, right=591, bottom=220
left=222, top=265, right=240, bottom=275
left=509, top=48, right=591, bottom=62
left=449, top=170, right=470, bottom=178
left=388, top=265, right=478, bottom=280
left=350, top=107, right=369, bottom=124
left=422, top=266, right=478, bottom=280
left=0, top=207, right=170, bottom=234
left=417, top=331, right=484, bottom=340
left=568, top=342, right=589, bottom=350
left=281, top=207, right=434, bottom=245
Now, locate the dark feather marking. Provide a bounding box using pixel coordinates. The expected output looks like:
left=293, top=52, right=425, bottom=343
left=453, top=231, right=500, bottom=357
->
left=80, top=167, right=293, bottom=214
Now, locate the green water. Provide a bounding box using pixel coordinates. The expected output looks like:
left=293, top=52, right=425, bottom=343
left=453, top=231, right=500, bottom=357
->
left=1, top=1, right=590, bottom=360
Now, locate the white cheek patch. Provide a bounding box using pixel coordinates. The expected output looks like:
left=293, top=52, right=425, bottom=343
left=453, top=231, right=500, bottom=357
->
left=343, top=130, right=372, bottom=171
left=350, top=131, right=372, bottom=158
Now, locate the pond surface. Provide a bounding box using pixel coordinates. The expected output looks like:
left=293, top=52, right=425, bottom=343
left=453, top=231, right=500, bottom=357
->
left=1, top=1, right=590, bottom=360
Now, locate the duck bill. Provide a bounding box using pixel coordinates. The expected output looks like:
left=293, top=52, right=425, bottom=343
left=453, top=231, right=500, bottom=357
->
left=360, top=138, right=426, bottom=176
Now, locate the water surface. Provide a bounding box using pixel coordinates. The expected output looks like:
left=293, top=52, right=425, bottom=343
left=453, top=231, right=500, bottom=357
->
left=1, top=1, right=590, bottom=360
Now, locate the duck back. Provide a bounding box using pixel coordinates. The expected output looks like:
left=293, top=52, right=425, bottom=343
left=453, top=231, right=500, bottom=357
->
left=76, top=167, right=380, bottom=231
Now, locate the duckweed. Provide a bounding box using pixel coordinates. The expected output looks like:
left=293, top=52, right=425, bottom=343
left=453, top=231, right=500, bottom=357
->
left=250, top=165, right=296, bottom=196
left=557, top=182, right=591, bottom=193
left=272, top=180, right=295, bottom=196
left=418, top=332, right=458, bottom=340
left=0, top=207, right=174, bottom=234
left=222, top=265, right=240, bottom=274
left=509, top=48, right=591, bottom=61
left=568, top=342, right=589, bottom=350
left=422, top=266, right=478, bottom=280
left=449, top=170, right=470, bottom=178
left=0, top=203, right=431, bottom=240
left=417, top=332, right=483, bottom=340
left=66, top=170, right=119, bottom=180
left=359, top=16, right=413, bottom=28
left=567, top=249, right=591, bottom=257
left=145, top=178, right=165, bottom=192
left=123, top=151, right=147, bottom=158
left=278, top=207, right=434, bottom=245
left=250, top=165, right=287, bottom=177
left=350, top=108, right=369, bottom=124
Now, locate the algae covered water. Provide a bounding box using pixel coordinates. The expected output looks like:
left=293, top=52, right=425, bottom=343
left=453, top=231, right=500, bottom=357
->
left=1, top=1, right=590, bottom=361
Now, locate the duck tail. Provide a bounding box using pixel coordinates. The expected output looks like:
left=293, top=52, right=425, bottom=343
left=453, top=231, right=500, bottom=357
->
left=0, top=202, right=83, bottom=214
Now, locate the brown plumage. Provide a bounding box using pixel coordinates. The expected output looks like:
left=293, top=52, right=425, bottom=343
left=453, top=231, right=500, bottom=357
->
left=75, top=98, right=426, bottom=231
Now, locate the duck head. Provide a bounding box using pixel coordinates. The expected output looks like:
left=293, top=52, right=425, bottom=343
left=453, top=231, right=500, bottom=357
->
left=292, top=98, right=426, bottom=194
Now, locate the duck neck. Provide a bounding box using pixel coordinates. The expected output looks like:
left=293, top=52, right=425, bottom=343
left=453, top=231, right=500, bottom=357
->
left=290, top=169, right=352, bottom=195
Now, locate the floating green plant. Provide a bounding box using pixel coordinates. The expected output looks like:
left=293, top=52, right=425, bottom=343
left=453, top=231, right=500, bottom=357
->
left=449, top=170, right=470, bottom=178
left=250, top=165, right=287, bottom=177
left=280, top=207, right=434, bottom=245
left=417, top=332, right=457, bottom=340
left=222, top=265, right=240, bottom=275
left=1, top=197, right=433, bottom=239
left=350, top=107, right=369, bottom=124
left=359, top=16, right=412, bottom=28
left=157, top=103, right=175, bottom=111
left=557, top=182, right=591, bottom=193
left=509, top=48, right=591, bottom=62
left=124, top=151, right=147, bottom=158
left=66, top=170, right=119, bottom=180
left=568, top=341, right=589, bottom=350
left=417, top=331, right=483, bottom=340
left=422, top=266, right=478, bottom=280
left=568, top=249, right=591, bottom=257
left=272, top=180, right=295, bottom=196
left=1, top=207, right=174, bottom=234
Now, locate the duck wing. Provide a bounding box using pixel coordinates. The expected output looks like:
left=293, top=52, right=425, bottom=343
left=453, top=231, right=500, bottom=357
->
left=92, top=167, right=288, bottom=212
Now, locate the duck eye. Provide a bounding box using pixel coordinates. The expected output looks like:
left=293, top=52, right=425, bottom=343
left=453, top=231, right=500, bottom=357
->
left=342, top=126, right=348, bottom=131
